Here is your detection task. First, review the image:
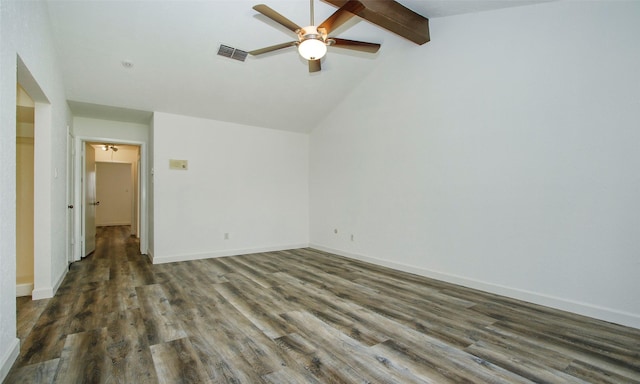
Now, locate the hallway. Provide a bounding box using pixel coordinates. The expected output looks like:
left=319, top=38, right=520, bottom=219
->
left=7, top=226, right=156, bottom=383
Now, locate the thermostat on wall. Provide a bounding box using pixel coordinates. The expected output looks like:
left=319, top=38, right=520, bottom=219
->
left=169, top=159, right=188, bottom=170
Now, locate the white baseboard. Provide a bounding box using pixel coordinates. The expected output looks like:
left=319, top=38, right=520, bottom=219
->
left=31, top=286, right=53, bottom=300
left=309, top=244, right=640, bottom=330
left=31, top=265, right=68, bottom=300
left=152, top=243, right=309, bottom=264
left=16, top=282, right=34, bottom=297
left=0, top=338, right=20, bottom=382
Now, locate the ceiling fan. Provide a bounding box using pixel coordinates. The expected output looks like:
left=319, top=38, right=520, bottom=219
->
left=248, top=0, right=381, bottom=73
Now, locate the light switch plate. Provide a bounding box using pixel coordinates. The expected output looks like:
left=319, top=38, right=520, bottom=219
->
left=169, top=159, right=188, bottom=170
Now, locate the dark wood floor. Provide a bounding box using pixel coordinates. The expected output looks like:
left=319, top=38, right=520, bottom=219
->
left=5, top=226, right=640, bottom=383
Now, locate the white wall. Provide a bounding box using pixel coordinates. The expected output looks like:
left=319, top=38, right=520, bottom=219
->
left=73, top=116, right=149, bottom=143
left=0, top=0, right=70, bottom=380
left=310, top=1, right=640, bottom=329
left=152, top=112, right=309, bottom=263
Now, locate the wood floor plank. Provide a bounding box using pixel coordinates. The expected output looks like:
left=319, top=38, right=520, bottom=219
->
left=193, top=299, right=292, bottom=379
left=465, top=325, right=574, bottom=371
left=157, top=263, right=219, bottom=310
left=234, top=252, right=286, bottom=274
left=167, top=258, right=222, bottom=287
left=213, top=281, right=294, bottom=339
left=565, top=359, right=640, bottom=384
left=17, top=316, right=69, bottom=367
left=464, top=340, right=587, bottom=383
left=489, top=320, right=640, bottom=381
left=109, top=279, right=140, bottom=311
left=128, top=253, right=156, bottom=288
left=280, top=267, right=493, bottom=348
left=150, top=338, right=212, bottom=384
left=341, top=308, right=534, bottom=383
left=272, top=332, right=378, bottom=383
left=282, top=310, right=431, bottom=384
left=276, top=249, right=360, bottom=278
left=67, top=282, right=110, bottom=334
left=16, top=297, right=50, bottom=340
left=157, top=275, right=200, bottom=314
left=497, top=304, right=639, bottom=357
left=106, top=309, right=159, bottom=384
left=53, top=328, right=113, bottom=383
left=175, top=303, right=270, bottom=383
left=223, top=273, right=299, bottom=313
left=342, top=274, right=498, bottom=346
left=271, top=271, right=391, bottom=346
left=33, top=287, right=80, bottom=326
left=136, top=284, right=188, bottom=345
left=215, top=257, right=277, bottom=288
left=190, top=259, right=231, bottom=284
left=3, top=358, right=59, bottom=384
left=261, top=366, right=323, bottom=384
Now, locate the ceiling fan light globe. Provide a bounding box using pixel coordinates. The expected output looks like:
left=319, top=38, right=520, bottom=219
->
left=298, top=38, right=327, bottom=60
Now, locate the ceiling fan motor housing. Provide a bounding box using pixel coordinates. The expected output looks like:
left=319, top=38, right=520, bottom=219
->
left=297, top=25, right=328, bottom=60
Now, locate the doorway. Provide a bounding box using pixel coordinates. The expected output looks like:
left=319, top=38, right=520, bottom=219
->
left=15, top=84, right=34, bottom=297
left=94, top=144, right=140, bottom=237
left=72, top=138, right=147, bottom=261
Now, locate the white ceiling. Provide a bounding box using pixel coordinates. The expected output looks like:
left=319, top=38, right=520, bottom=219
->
left=47, top=0, right=549, bottom=132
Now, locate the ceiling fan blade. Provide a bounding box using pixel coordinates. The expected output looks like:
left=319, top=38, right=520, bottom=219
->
left=253, top=4, right=301, bottom=33
left=249, top=41, right=298, bottom=56
left=317, top=0, right=365, bottom=35
left=308, top=59, right=321, bottom=73
left=329, top=38, right=380, bottom=53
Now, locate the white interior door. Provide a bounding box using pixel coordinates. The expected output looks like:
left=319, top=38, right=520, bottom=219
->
left=83, top=142, right=97, bottom=256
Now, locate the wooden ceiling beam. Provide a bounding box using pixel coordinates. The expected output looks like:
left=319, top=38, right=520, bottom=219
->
left=323, top=0, right=430, bottom=45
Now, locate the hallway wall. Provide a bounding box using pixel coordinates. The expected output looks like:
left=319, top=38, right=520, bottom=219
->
left=0, top=0, right=71, bottom=380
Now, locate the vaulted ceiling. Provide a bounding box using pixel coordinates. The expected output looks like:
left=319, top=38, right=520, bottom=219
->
left=47, top=0, right=549, bottom=132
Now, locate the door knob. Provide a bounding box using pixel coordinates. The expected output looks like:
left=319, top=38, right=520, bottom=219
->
left=68, top=205, right=74, bottom=209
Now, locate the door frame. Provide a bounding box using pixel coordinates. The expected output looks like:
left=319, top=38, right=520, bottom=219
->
left=67, top=128, right=75, bottom=264
left=83, top=142, right=97, bottom=257
left=72, top=136, right=148, bottom=261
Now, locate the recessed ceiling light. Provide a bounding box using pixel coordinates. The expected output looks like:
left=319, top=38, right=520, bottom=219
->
left=121, top=60, right=134, bottom=69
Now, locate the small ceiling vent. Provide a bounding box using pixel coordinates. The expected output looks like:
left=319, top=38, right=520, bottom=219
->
left=217, top=44, right=248, bottom=62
